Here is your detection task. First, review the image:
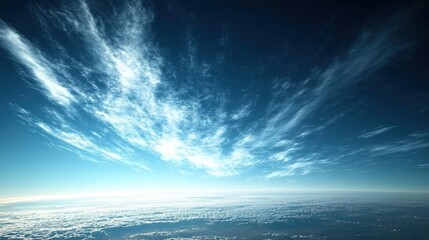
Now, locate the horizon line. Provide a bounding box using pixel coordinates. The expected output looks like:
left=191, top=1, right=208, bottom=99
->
left=1, top=188, right=428, bottom=205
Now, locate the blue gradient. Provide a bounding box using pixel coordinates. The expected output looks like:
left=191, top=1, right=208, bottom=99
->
left=0, top=0, right=428, bottom=200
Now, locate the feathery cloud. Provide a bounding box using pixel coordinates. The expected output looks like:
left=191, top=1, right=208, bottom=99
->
left=0, top=1, right=418, bottom=177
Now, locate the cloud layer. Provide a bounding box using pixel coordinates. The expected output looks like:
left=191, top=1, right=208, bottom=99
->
left=0, top=193, right=428, bottom=240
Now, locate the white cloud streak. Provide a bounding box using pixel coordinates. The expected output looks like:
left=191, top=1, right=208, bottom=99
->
left=0, top=21, right=76, bottom=107
left=358, top=126, right=395, bottom=139
left=266, top=162, right=313, bottom=179
left=370, top=139, right=429, bottom=156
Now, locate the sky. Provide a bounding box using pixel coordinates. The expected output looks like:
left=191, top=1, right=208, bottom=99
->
left=0, top=0, right=428, bottom=198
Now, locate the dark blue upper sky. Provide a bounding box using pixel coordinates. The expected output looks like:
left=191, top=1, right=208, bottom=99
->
left=0, top=0, right=428, bottom=197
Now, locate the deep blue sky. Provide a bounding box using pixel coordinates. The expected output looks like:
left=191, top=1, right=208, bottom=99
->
left=0, top=0, right=428, bottom=198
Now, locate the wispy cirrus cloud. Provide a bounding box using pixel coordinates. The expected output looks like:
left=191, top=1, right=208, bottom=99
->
left=328, top=130, right=429, bottom=167
left=0, top=0, right=419, bottom=177
left=358, top=126, right=396, bottom=139
left=1, top=0, right=254, bottom=176
left=255, top=8, right=417, bottom=177
left=265, top=162, right=313, bottom=179
left=258, top=10, right=414, bottom=145
left=370, top=139, right=429, bottom=156
left=0, top=21, right=77, bottom=107
left=12, top=105, right=150, bottom=170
